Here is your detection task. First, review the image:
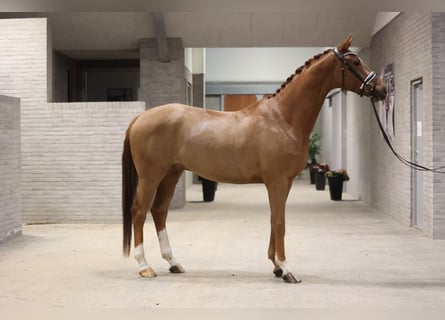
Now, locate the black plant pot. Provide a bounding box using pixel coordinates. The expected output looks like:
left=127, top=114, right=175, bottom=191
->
left=328, top=176, right=344, bottom=201
left=315, top=171, right=326, bottom=190
left=309, top=168, right=316, bottom=184
left=201, top=178, right=217, bottom=202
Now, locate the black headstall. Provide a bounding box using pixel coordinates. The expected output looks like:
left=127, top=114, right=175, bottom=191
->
left=333, top=47, right=377, bottom=97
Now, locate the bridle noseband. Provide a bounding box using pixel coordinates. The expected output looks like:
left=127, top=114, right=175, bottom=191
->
left=333, top=47, right=377, bottom=97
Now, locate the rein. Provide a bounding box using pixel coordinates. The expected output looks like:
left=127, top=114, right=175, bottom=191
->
left=370, top=98, right=445, bottom=174
left=334, top=47, right=445, bottom=173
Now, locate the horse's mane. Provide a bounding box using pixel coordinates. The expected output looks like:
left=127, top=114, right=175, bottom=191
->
left=268, top=48, right=332, bottom=98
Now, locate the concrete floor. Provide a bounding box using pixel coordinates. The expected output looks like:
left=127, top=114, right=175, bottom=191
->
left=1, top=180, right=445, bottom=308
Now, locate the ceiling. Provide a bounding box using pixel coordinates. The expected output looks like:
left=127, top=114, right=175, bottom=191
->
left=1, top=11, right=381, bottom=60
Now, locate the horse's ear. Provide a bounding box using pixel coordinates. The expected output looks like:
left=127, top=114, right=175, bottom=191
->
left=337, top=35, right=353, bottom=53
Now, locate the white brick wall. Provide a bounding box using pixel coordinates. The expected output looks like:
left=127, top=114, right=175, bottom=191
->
left=432, top=13, right=445, bottom=238
left=1, top=18, right=147, bottom=223
left=370, top=13, right=435, bottom=235
left=0, top=18, right=48, bottom=104
left=0, top=95, right=22, bottom=242
left=0, top=18, right=47, bottom=227
left=22, top=102, right=145, bottom=223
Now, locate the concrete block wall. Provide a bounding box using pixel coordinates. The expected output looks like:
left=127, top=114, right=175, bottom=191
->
left=0, top=18, right=48, bottom=225
left=193, top=74, right=204, bottom=108
left=139, top=38, right=186, bottom=209
left=0, top=18, right=148, bottom=223
left=139, top=38, right=186, bottom=108
left=370, top=13, right=434, bottom=235
left=432, top=13, right=445, bottom=238
left=22, top=102, right=145, bottom=223
left=0, top=18, right=48, bottom=104
left=0, top=95, right=22, bottom=242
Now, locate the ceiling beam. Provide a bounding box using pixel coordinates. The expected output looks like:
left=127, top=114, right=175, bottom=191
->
left=151, top=12, right=170, bottom=62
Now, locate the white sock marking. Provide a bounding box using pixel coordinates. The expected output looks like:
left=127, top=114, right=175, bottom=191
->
left=276, top=257, right=292, bottom=275
left=158, top=228, right=177, bottom=267
left=134, top=243, right=149, bottom=271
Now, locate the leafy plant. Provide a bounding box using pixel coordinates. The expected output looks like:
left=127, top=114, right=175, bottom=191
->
left=308, top=132, right=321, bottom=165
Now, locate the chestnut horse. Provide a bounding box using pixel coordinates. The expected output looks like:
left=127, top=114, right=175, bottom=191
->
left=122, top=36, right=386, bottom=283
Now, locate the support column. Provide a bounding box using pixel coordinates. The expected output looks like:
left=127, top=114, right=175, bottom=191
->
left=139, top=38, right=186, bottom=209
left=139, top=38, right=185, bottom=108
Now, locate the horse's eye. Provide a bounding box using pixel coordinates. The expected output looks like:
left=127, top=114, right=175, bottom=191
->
left=353, top=59, right=361, bottom=66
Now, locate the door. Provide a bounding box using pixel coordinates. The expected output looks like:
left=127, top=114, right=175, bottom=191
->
left=411, top=79, right=424, bottom=229
left=223, top=94, right=257, bottom=111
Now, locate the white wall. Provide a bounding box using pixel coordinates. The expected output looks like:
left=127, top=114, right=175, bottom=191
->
left=320, top=91, right=346, bottom=171
left=185, top=48, right=206, bottom=74
left=318, top=49, right=372, bottom=203
left=23, top=101, right=144, bottom=224
left=0, top=95, right=22, bottom=242
left=345, top=88, right=372, bottom=204
left=0, top=18, right=147, bottom=223
left=206, top=47, right=324, bottom=82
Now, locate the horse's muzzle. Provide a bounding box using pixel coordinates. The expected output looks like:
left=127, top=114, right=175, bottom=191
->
left=372, top=84, right=387, bottom=101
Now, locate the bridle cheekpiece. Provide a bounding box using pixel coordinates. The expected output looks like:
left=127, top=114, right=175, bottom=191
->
left=333, top=47, right=377, bottom=97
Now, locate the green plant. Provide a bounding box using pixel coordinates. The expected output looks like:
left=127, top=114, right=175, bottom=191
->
left=308, top=132, right=321, bottom=165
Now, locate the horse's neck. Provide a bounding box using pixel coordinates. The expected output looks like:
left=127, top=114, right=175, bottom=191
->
left=278, top=55, right=337, bottom=138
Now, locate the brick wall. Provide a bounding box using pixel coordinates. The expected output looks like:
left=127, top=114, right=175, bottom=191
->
left=370, top=13, right=434, bottom=235
left=0, top=18, right=47, bottom=225
left=0, top=18, right=148, bottom=223
left=432, top=13, right=445, bottom=238
left=0, top=18, right=48, bottom=104
left=193, top=73, right=204, bottom=108
left=22, top=102, right=145, bottom=223
left=139, top=38, right=186, bottom=108
left=0, top=95, right=22, bottom=242
left=139, top=38, right=186, bottom=209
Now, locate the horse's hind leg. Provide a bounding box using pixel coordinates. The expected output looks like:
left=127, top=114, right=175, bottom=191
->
left=132, top=177, right=158, bottom=278
left=151, top=165, right=185, bottom=274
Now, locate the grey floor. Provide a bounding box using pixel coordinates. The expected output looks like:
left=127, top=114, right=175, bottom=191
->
left=1, top=180, right=445, bottom=308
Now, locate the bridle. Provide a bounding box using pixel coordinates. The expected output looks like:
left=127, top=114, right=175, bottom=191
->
left=333, top=47, right=377, bottom=97
left=332, top=48, right=445, bottom=174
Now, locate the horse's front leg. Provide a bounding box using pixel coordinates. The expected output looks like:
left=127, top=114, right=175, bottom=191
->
left=266, top=179, right=301, bottom=284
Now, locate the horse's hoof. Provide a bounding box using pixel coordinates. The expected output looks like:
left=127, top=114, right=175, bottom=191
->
left=169, top=264, right=185, bottom=274
left=273, top=267, right=283, bottom=277
left=282, top=272, right=302, bottom=284
left=139, top=267, right=157, bottom=278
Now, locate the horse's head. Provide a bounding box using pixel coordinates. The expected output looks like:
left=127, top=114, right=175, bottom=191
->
left=334, top=36, right=387, bottom=101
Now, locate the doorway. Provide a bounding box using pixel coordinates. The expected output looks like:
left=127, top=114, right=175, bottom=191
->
left=411, top=79, right=424, bottom=229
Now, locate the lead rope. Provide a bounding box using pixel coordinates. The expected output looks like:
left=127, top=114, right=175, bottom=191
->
left=370, top=98, right=445, bottom=174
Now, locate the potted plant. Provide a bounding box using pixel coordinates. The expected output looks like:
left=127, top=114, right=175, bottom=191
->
left=198, top=176, right=217, bottom=202
left=315, top=163, right=329, bottom=191
left=308, top=132, right=321, bottom=184
left=326, top=169, right=350, bottom=200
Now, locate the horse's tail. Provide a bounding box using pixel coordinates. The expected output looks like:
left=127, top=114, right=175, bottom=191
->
left=122, top=118, right=138, bottom=257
